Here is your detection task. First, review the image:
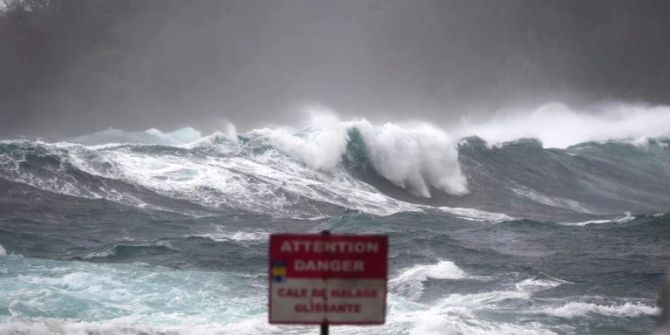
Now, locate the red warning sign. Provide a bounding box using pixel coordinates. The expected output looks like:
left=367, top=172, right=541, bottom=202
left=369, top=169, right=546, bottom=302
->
left=268, top=234, right=388, bottom=325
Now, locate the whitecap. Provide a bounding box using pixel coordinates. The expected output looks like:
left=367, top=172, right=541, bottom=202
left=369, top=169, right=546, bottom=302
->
left=438, top=290, right=532, bottom=308
left=252, top=112, right=349, bottom=171
left=615, top=211, right=636, bottom=223
left=407, top=316, right=558, bottom=335
left=253, top=112, right=470, bottom=198
left=436, top=206, right=515, bottom=222
left=204, top=231, right=270, bottom=242
left=390, top=260, right=467, bottom=300
left=81, top=249, right=115, bottom=259
left=352, top=120, right=468, bottom=197
left=387, top=292, right=556, bottom=335
left=541, top=301, right=659, bottom=319
left=0, top=317, right=281, bottom=335
left=53, top=124, right=428, bottom=217
left=515, top=278, right=568, bottom=293
left=560, top=211, right=636, bottom=226
left=452, top=102, right=670, bottom=149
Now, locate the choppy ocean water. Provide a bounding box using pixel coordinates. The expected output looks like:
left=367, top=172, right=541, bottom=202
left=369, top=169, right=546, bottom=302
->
left=1, top=119, right=669, bottom=334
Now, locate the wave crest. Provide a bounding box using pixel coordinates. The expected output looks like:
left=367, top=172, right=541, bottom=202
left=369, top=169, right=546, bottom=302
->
left=2, top=105, right=670, bottom=219
left=354, top=121, right=468, bottom=197
left=248, top=114, right=469, bottom=197
left=454, top=102, right=670, bottom=148
left=542, top=302, right=659, bottom=319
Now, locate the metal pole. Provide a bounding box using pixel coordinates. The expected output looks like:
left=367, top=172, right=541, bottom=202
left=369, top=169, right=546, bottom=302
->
left=321, top=230, right=330, bottom=335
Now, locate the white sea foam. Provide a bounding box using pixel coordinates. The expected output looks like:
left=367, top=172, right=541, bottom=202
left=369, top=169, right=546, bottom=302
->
left=615, top=211, right=636, bottom=223
left=205, top=231, right=270, bottom=242
left=561, top=218, right=613, bottom=226
left=514, top=278, right=567, bottom=293
left=80, top=249, right=115, bottom=259
left=406, top=317, right=558, bottom=335
left=385, top=290, right=557, bottom=335
left=252, top=113, right=349, bottom=171
left=561, top=211, right=636, bottom=226
left=395, top=298, right=559, bottom=335
left=0, top=317, right=285, bottom=335
left=352, top=120, right=468, bottom=197
left=0, top=243, right=6, bottom=256
left=1, top=256, right=274, bottom=334
left=226, top=231, right=269, bottom=242
left=414, top=277, right=566, bottom=309
left=0, top=256, right=642, bottom=335
left=38, top=115, right=469, bottom=216
left=252, top=112, right=469, bottom=198
left=0, top=142, right=154, bottom=209
left=4, top=104, right=669, bottom=218
left=453, top=102, right=670, bottom=148
left=0, top=314, right=562, bottom=335
left=541, top=302, right=659, bottom=319
left=380, top=276, right=572, bottom=334
left=437, top=207, right=515, bottom=222
left=441, top=290, right=532, bottom=308
left=327, top=287, right=558, bottom=334
left=390, top=260, right=467, bottom=300
left=62, top=137, right=423, bottom=217
left=1, top=116, right=434, bottom=218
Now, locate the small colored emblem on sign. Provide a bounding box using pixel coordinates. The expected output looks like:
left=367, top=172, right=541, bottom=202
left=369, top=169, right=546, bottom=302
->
left=272, top=260, right=286, bottom=282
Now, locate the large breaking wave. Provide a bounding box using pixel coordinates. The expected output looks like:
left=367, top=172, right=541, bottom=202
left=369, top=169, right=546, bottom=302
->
left=1, top=103, right=669, bottom=220
left=1, top=103, right=669, bottom=335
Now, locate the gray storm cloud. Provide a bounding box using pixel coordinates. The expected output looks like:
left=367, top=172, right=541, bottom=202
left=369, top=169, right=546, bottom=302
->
left=1, top=0, right=669, bottom=138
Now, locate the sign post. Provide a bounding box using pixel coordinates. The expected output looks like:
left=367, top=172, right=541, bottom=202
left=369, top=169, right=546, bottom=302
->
left=268, top=231, right=388, bottom=332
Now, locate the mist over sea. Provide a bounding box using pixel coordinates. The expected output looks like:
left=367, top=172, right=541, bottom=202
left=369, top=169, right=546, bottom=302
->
left=1, top=105, right=669, bottom=334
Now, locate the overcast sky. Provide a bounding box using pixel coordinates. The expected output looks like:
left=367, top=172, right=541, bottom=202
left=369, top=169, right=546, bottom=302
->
left=1, top=0, right=670, bottom=137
